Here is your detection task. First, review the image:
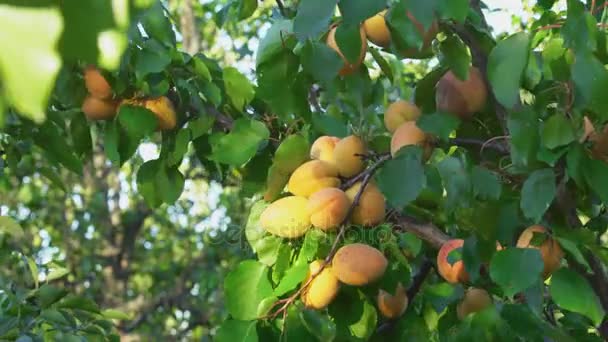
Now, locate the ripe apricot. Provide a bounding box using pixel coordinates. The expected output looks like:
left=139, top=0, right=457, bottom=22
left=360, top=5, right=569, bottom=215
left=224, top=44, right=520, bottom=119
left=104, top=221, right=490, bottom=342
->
left=310, top=136, right=340, bottom=167
left=435, top=67, right=487, bottom=119
left=437, top=239, right=469, bottom=284
left=144, top=96, right=177, bottom=130
left=516, top=225, right=564, bottom=278
left=259, top=196, right=311, bottom=238
left=84, top=65, right=112, bottom=100
left=82, top=96, right=118, bottom=120
left=333, top=135, right=366, bottom=177
left=363, top=10, right=391, bottom=48
left=307, top=188, right=350, bottom=231
left=457, top=287, right=492, bottom=320
left=384, top=100, right=421, bottom=133
left=301, top=260, right=340, bottom=309
left=326, top=25, right=368, bottom=76
left=390, top=121, right=428, bottom=157
left=345, top=182, right=386, bottom=226
left=288, top=160, right=340, bottom=198
left=377, top=282, right=409, bottom=319
left=332, top=243, right=388, bottom=285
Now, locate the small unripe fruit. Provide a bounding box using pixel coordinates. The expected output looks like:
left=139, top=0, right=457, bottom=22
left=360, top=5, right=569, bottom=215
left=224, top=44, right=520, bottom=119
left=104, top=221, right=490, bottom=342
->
left=260, top=196, right=311, bottom=238
left=82, top=96, right=118, bottom=120
left=384, top=100, right=421, bottom=133
left=333, top=243, right=388, bottom=285
left=390, top=121, right=427, bottom=157
left=377, top=282, right=409, bottom=319
left=345, top=182, right=386, bottom=226
left=333, top=135, right=366, bottom=178
left=516, top=225, right=564, bottom=278
left=363, top=10, right=391, bottom=48
left=457, top=288, right=492, bottom=320
left=310, top=136, right=340, bottom=167
left=307, top=188, right=350, bottom=231
left=144, top=96, right=177, bottom=130
left=437, top=239, right=469, bottom=284
left=288, top=160, right=340, bottom=198
left=84, top=66, right=112, bottom=100
left=436, top=67, right=487, bottom=119
left=326, top=25, right=368, bottom=76
left=301, top=260, right=340, bottom=309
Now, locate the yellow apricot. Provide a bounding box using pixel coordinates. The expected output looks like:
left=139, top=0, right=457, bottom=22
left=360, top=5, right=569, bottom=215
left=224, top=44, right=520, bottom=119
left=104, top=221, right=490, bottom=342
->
left=516, top=225, right=564, bottom=279
left=301, top=260, right=341, bottom=309
left=259, top=196, right=311, bottom=238
left=437, top=239, right=469, bottom=284
left=144, top=96, right=177, bottom=130
left=82, top=96, right=118, bottom=120
left=457, top=288, right=492, bottom=320
left=332, top=243, right=388, bottom=285
left=377, top=282, right=409, bottom=319
left=390, top=121, right=428, bottom=157
left=384, top=100, right=422, bottom=133
left=435, top=67, right=487, bottom=119
left=84, top=65, right=112, bottom=100
left=333, top=135, right=366, bottom=178
left=307, top=188, right=350, bottom=231
left=363, top=10, right=391, bottom=48
left=326, top=25, right=368, bottom=76
left=287, top=160, right=340, bottom=198
left=310, top=136, right=340, bottom=167
left=345, top=182, right=386, bottom=226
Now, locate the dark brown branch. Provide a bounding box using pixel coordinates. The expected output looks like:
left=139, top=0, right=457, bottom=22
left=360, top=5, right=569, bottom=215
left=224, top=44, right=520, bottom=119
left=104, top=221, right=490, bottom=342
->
left=448, top=137, right=509, bottom=154
left=341, top=153, right=391, bottom=190
left=275, top=0, right=288, bottom=17
left=391, top=214, right=450, bottom=249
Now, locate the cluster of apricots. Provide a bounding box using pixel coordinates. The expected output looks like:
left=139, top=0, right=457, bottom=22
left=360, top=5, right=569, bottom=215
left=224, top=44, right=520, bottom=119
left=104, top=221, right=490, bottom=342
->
left=81, top=66, right=177, bottom=130
left=436, top=225, right=564, bottom=318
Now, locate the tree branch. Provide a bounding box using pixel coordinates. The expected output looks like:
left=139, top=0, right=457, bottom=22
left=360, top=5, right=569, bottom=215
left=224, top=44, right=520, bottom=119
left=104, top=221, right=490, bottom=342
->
left=391, top=214, right=450, bottom=249
left=448, top=137, right=510, bottom=154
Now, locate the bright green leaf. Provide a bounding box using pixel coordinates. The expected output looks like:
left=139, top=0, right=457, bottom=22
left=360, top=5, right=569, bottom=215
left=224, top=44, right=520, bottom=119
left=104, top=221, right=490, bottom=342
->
left=417, top=112, right=460, bottom=140
left=216, top=320, right=258, bottom=342
left=541, top=114, right=575, bottom=149
left=223, top=67, right=255, bottom=111
left=520, top=169, right=556, bottom=223
left=273, top=264, right=308, bottom=296
left=440, top=35, right=471, bottom=81
left=490, top=248, right=544, bottom=297
left=550, top=268, right=605, bottom=325
left=210, top=119, right=270, bottom=166
left=487, top=32, right=530, bottom=108
left=376, top=146, right=426, bottom=209
left=224, top=260, right=273, bottom=320
left=293, top=0, right=337, bottom=41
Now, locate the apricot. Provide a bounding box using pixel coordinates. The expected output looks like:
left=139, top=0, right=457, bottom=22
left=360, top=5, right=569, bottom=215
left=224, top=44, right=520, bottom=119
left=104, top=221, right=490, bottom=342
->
left=457, top=287, right=492, bottom=320
left=363, top=10, right=391, bottom=48
left=301, top=260, right=340, bottom=310
left=326, top=25, right=368, bottom=76
left=436, top=239, right=469, bottom=284
left=516, top=225, right=564, bottom=278
left=345, top=182, right=386, bottom=226
left=82, top=96, right=118, bottom=120
left=435, top=67, right=487, bottom=119
left=144, top=96, right=177, bottom=130
left=390, top=121, right=428, bottom=157
left=307, top=188, right=350, bottom=231
left=310, top=136, right=340, bottom=167
left=287, top=160, right=340, bottom=198
left=332, top=243, right=388, bottom=285
left=84, top=65, right=112, bottom=100
left=377, top=282, right=408, bottom=319
left=259, top=196, right=311, bottom=238
left=384, top=100, right=421, bottom=133
left=333, top=135, right=366, bottom=177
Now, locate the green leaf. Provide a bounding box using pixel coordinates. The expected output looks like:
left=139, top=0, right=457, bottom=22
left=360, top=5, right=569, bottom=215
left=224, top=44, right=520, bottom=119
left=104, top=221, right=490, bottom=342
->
left=301, top=40, right=343, bottom=83
left=571, top=51, right=608, bottom=120
left=436, top=156, right=471, bottom=211
left=70, top=112, right=93, bottom=159
left=541, top=114, right=575, bottom=149
left=46, top=266, right=69, bottom=282
left=312, top=112, right=348, bottom=137
left=387, top=1, right=424, bottom=52
left=293, top=0, right=337, bottom=41
left=166, top=129, right=191, bottom=166
left=0, top=216, right=24, bottom=238
left=102, top=309, right=131, bottom=320
left=295, top=229, right=324, bottom=265
left=376, top=146, right=426, bottom=209
left=223, top=67, right=255, bottom=111
left=550, top=268, right=605, bottom=325
left=507, top=107, right=540, bottom=168
left=271, top=135, right=309, bottom=174
left=216, top=320, right=258, bottom=342
left=487, top=32, right=530, bottom=108
left=369, top=47, right=393, bottom=82
left=38, top=284, right=68, bottom=309
left=520, top=169, right=556, bottom=223
left=438, top=0, right=469, bottom=22
left=440, top=35, right=471, bottom=81
left=188, top=114, right=215, bottom=139
left=583, top=157, right=608, bottom=204
left=566, top=143, right=586, bottom=188
left=555, top=237, right=590, bottom=270
left=0, top=5, right=62, bottom=123
left=34, top=121, right=83, bottom=175
left=192, top=57, right=212, bottom=82
left=415, top=66, right=447, bottom=113
left=238, top=0, right=257, bottom=20
left=490, top=248, right=544, bottom=297
left=300, top=309, right=337, bottom=342
left=471, top=166, right=501, bottom=200
left=210, top=119, right=270, bottom=166
left=338, top=0, right=387, bottom=25
left=335, top=24, right=363, bottom=64
left=245, top=201, right=283, bottom=266
left=330, top=289, right=377, bottom=341
left=117, top=105, right=158, bottom=139
left=134, top=40, right=171, bottom=79
left=58, top=295, right=100, bottom=313
left=256, top=20, right=294, bottom=67
left=273, top=264, right=308, bottom=296
left=424, top=282, right=463, bottom=313
left=224, top=260, right=273, bottom=320
left=417, top=112, right=460, bottom=140
left=562, top=0, right=597, bottom=52
left=140, top=2, right=175, bottom=45
left=26, top=256, right=39, bottom=288
left=136, top=159, right=185, bottom=207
